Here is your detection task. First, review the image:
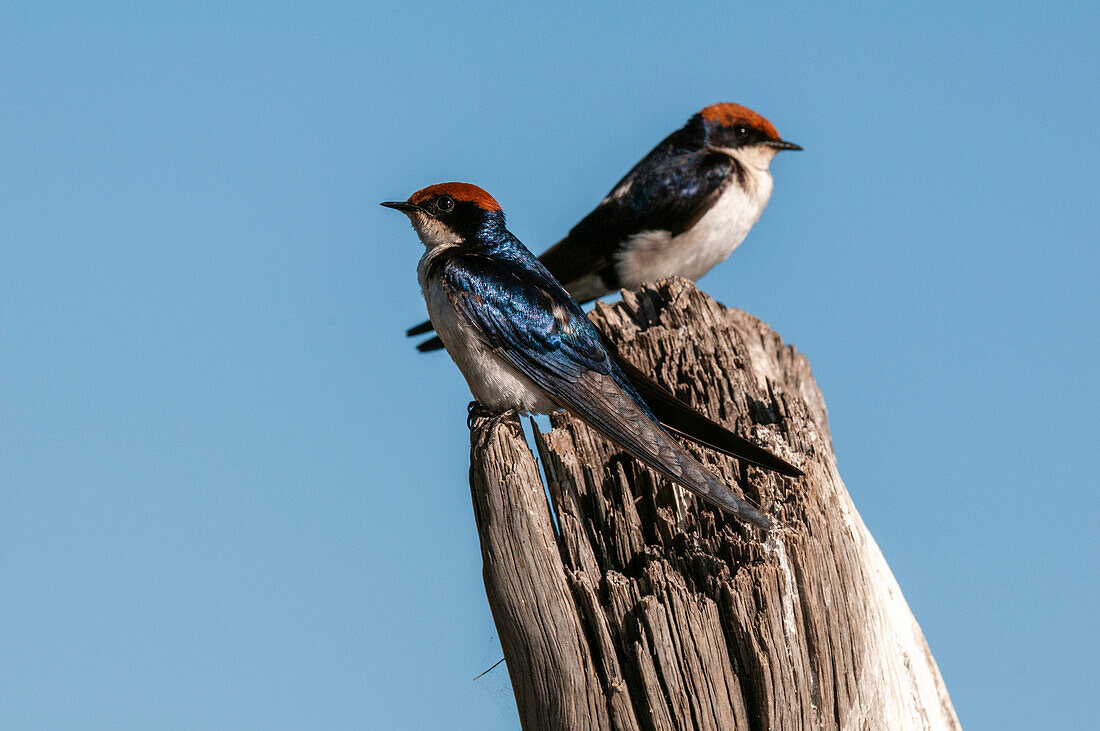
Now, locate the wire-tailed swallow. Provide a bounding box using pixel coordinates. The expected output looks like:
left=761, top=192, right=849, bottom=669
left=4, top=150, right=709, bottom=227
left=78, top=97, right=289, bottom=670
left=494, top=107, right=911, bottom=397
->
left=384, top=182, right=803, bottom=529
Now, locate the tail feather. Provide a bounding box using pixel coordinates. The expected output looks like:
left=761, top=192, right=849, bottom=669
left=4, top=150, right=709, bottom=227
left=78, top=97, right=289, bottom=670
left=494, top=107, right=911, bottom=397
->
left=560, top=370, right=774, bottom=530
left=416, top=335, right=446, bottom=352
left=407, top=319, right=434, bottom=337
left=610, top=355, right=804, bottom=479
left=657, top=440, right=774, bottom=529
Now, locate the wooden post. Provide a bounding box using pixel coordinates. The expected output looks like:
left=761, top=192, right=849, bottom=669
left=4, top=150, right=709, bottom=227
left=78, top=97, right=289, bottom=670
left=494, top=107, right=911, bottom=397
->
left=468, top=279, right=959, bottom=731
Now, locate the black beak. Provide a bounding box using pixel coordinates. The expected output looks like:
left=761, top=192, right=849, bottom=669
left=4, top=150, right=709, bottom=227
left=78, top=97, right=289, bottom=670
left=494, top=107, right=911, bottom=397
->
left=380, top=201, right=421, bottom=214
left=766, top=139, right=802, bottom=151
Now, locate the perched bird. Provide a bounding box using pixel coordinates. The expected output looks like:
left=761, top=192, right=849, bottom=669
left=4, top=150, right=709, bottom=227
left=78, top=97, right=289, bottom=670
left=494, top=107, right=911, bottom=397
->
left=408, top=102, right=800, bottom=351
left=384, top=182, right=802, bottom=529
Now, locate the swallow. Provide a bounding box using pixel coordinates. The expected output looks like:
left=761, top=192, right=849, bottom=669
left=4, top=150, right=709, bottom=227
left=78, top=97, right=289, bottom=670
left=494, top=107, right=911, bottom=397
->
left=384, top=182, right=803, bottom=530
left=408, top=102, right=800, bottom=352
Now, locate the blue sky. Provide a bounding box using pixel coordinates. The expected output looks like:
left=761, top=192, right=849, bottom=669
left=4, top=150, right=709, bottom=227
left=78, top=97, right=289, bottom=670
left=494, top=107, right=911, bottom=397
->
left=1, top=2, right=1096, bottom=728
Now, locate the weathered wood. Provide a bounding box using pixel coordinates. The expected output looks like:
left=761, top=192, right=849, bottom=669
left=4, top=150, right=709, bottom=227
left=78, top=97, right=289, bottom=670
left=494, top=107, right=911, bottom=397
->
left=468, top=279, right=959, bottom=731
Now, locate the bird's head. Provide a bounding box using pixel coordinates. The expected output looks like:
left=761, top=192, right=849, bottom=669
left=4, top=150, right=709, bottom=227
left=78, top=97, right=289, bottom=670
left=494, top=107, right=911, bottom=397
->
left=382, top=182, right=505, bottom=250
left=695, top=103, right=801, bottom=171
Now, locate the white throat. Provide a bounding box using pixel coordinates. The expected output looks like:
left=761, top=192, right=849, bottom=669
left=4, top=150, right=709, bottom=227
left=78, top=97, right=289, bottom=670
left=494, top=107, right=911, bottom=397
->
left=408, top=211, right=460, bottom=250
left=721, top=144, right=779, bottom=172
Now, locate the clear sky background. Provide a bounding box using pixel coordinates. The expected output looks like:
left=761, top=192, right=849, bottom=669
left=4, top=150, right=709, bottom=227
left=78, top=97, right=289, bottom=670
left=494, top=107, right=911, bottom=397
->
left=1, top=2, right=1096, bottom=728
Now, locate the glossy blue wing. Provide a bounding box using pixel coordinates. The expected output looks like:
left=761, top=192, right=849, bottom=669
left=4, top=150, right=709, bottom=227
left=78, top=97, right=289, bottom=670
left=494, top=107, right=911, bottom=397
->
left=440, top=254, right=615, bottom=381
left=441, top=256, right=696, bottom=479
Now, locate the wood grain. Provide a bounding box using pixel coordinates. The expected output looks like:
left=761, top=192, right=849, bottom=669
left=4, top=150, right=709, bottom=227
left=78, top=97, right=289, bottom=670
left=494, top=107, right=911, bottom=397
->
left=468, top=279, right=959, bottom=730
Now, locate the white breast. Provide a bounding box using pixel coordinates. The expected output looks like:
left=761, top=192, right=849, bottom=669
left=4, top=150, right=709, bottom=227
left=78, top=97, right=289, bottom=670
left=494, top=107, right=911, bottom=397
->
left=614, top=166, right=773, bottom=288
left=418, top=254, right=557, bottom=415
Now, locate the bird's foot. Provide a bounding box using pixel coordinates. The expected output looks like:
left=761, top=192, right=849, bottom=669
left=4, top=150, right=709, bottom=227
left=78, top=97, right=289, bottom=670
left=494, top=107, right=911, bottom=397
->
left=467, top=401, right=521, bottom=430
left=467, top=401, right=495, bottom=429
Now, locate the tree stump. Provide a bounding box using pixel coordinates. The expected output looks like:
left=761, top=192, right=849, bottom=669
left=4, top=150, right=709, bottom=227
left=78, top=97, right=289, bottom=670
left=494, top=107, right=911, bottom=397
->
left=468, top=279, right=959, bottom=731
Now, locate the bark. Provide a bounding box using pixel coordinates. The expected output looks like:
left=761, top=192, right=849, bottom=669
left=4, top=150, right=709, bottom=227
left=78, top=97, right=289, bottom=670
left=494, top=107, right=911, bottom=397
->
left=468, top=279, right=960, bottom=731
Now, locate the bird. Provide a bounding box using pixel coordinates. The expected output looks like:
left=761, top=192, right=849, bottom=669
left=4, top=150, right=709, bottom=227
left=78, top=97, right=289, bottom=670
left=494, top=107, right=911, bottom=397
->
left=383, top=182, right=803, bottom=529
left=407, top=102, right=800, bottom=352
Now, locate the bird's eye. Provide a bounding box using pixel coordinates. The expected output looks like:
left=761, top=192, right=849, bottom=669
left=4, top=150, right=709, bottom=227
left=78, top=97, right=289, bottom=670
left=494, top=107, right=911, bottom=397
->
left=436, top=195, right=455, bottom=213
left=734, top=126, right=750, bottom=140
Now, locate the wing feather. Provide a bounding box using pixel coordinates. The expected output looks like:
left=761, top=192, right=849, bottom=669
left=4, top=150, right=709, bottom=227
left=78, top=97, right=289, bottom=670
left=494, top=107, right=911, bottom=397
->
left=442, top=253, right=772, bottom=528
left=540, top=147, right=734, bottom=299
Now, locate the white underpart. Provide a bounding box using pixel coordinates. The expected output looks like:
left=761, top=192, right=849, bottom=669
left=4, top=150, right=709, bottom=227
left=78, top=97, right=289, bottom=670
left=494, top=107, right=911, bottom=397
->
left=409, top=211, right=556, bottom=414
left=614, top=146, right=776, bottom=288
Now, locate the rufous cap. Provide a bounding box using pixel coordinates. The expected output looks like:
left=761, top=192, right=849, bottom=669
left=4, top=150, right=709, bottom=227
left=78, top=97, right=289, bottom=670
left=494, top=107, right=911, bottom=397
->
left=407, top=182, right=502, bottom=211
left=699, top=103, right=780, bottom=140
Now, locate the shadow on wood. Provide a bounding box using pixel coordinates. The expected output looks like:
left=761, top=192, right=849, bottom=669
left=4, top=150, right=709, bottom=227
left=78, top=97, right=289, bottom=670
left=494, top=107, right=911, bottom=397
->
left=468, top=279, right=959, bottom=731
